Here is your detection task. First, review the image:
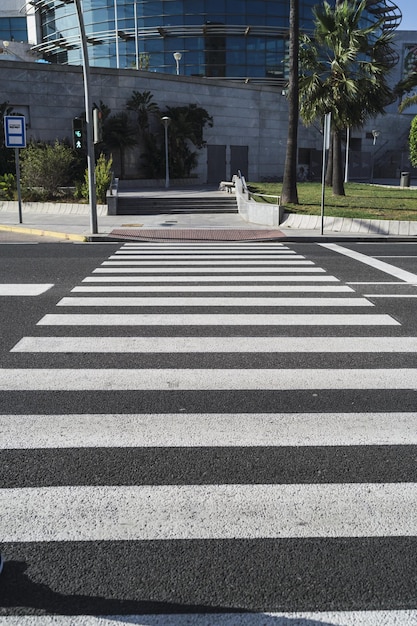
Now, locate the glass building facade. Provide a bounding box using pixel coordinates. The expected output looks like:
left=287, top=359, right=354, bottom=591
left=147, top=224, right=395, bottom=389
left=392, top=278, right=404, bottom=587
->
left=30, top=0, right=401, bottom=84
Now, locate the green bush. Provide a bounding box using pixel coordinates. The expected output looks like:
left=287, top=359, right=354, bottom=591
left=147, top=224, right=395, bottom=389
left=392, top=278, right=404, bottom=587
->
left=20, top=140, right=75, bottom=200
left=79, top=153, right=113, bottom=204
left=0, top=173, right=16, bottom=200
left=409, top=116, right=417, bottom=168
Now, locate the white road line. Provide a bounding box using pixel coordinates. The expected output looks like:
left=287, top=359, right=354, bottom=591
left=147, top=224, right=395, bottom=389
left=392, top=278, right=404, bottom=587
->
left=0, top=284, right=54, bottom=296
left=375, top=256, right=417, bottom=258
left=322, top=243, right=417, bottom=283
left=37, top=313, right=398, bottom=326
left=101, top=260, right=314, bottom=266
left=0, top=612, right=414, bottom=626
left=2, top=412, right=417, bottom=449
left=83, top=275, right=338, bottom=282
left=364, top=294, right=417, bottom=298
left=93, top=267, right=326, bottom=274
left=72, top=285, right=353, bottom=293
left=121, top=244, right=287, bottom=249
left=348, top=282, right=412, bottom=285
left=113, top=253, right=300, bottom=258
left=3, top=483, right=417, bottom=541
left=0, top=367, right=413, bottom=390
left=56, top=296, right=373, bottom=307
left=11, top=336, right=414, bottom=354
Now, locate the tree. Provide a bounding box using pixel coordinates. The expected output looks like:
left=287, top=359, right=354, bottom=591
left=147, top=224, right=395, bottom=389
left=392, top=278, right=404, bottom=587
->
left=396, top=73, right=417, bottom=113
left=163, top=104, right=213, bottom=178
left=102, top=111, right=137, bottom=179
left=299, top=0, right=395, bottom=195
left=126, top=90, right=160, bottom=135
left=281, top=0, right=299, bottom=205
left=409, top=116, right=417, bottom=167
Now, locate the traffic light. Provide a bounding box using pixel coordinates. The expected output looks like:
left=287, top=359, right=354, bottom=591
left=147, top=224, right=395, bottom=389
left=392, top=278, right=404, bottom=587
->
left=72, top=117, right=85, bottom=150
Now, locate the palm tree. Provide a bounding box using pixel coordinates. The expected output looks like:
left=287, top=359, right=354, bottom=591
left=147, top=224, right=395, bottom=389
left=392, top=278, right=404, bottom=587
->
left=102, top=111, right=137, bottom=179
left=299, top=0, right=395, bottom=195
left=281, top=0, right=299, bottom=205
left=126, top=90, right=160, bottom=135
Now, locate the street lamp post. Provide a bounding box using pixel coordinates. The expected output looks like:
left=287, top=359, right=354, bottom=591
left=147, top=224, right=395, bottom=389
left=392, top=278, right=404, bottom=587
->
left=161, top=116, right=171, bottom=189
left=173, top=51, right=182, bottom=75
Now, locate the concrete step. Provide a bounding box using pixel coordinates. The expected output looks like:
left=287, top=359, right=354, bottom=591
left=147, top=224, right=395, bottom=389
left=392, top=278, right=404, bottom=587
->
left=116, top=195, right=238, bottom=215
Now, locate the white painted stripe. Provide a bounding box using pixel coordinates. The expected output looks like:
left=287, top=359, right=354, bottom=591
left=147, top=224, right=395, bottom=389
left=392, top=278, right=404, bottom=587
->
left=11, top=336, right=415, bottom=354
left=83, top=275, right=339, bottom=282
left=375, top=256, right=417, bottom=258
left=101, top=260, right=314, bottom=266
left=37, top=313, right=397, bottom=326
left=113, top=253, right=300, bottom=258
left=121, top=244, right=287, bottom=248
left=364, top=294, right=417, bottom=298
left=322, top=243, right=417, bottom=283
left=348, top=282, right=408, bottom=284
left=0, top=284, right=54, bottom=296
left=0, top=612, right=414, bottom=626
left=56, top=296, right=372, bottom=307
left=72, top=285, right=353, bottom=293
left=93, top=267, right=325, bottom=273
left=2, top=412, right=417, bottom=449
left=0, top=367, right=412, bottom=391
left=3, top=483, right=417, bottom=541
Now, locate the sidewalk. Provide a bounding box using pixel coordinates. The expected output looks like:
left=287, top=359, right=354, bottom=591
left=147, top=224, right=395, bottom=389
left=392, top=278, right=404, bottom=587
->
left=1, top=190, right=417, bottom=242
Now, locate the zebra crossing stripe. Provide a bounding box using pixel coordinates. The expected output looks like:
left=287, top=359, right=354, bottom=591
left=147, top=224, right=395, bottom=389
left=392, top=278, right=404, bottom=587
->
left=72, top=285, right=353, bottom=292
left=3, top=483, right=417, bottom=541
left=101, top=260, right=314, bottom=266
left=37, top=313, right=398, bottom=326
left=92, top=267, right=325, bottom=273
left=0, top=367, right=414, bottom=390
left=0, top=612, right=415, bottom=625
left=83, top=275, right=340, bottom=282
left=1, top=412, right=417, bottom=449
left=55, top=296, right=373, bottom=307
left=10, top=336, right=415, bottom=354
left=109, top=250, right=305, bottom=261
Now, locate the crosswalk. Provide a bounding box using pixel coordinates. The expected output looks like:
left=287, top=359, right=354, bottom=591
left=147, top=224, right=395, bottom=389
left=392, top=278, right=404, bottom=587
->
left=1, top=241, right=417, bottom=624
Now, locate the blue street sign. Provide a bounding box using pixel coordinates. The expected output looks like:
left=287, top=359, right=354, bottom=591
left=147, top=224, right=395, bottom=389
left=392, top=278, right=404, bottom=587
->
left=4, top=116, right=26, bottom=148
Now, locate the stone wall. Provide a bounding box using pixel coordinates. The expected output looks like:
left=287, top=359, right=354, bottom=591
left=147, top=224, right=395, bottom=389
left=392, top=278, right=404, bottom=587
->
left=0, top=59, right=289, bottom=182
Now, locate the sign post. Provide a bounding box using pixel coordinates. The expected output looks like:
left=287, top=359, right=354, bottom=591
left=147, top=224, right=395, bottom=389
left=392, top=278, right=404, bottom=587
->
left=320, top=112, right=331, bottom=236
left=4, top=116, right=26, bottom=224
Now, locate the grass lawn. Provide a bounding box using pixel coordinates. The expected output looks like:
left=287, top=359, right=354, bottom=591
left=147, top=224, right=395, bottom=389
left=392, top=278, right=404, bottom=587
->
left=247, top=181, right=417, bottom=221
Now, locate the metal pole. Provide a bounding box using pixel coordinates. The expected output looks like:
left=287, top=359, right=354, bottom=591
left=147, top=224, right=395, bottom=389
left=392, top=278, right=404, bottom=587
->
left=134, top=0, right=139, bottom=70
left=321, top=113, right=331, bottom=236
left=74, top=0, right=98, bottom=234
left=344, top=126, right=350, bottom=183
left=162, top=117, right=170, bottom=189
left=14, top=148, right=23, bottom=224
left=114, top=0, right=120, bottom=69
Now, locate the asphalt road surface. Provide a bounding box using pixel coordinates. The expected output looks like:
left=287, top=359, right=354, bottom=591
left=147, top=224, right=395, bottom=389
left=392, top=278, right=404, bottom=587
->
left=1, top=240, right=417, bottom=625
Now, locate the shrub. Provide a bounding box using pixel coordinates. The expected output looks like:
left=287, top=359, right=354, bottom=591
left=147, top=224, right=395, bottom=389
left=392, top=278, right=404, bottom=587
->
left=409, top=116, right=417, bottom=168
left=79, top=153, right=113, bottom=204
left=0, top=173, right=16, bottom=200
left=20, top=140, right=75, bottom=199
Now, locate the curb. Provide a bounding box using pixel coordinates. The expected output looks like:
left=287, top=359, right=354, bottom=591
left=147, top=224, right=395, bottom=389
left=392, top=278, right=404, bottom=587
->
left=0, top=224, right=87, bottom=242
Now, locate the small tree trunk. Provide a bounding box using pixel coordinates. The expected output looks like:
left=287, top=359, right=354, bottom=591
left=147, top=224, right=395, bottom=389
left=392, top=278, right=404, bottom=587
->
left=281, top=0, right=299, bottom=205
left=332, top=128, right=345, bottom=196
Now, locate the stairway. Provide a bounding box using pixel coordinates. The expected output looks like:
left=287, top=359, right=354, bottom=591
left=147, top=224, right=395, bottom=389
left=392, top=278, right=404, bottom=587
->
left=115, top=193, right=238, bottom=215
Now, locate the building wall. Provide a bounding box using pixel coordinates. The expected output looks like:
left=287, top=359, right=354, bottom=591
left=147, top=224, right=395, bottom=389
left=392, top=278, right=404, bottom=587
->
left=0, top=59, right=290, bottom=181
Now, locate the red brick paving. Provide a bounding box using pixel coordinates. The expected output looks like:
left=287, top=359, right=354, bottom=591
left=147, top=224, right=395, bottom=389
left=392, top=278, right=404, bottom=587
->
left=109, top=228, right=285, bottom=241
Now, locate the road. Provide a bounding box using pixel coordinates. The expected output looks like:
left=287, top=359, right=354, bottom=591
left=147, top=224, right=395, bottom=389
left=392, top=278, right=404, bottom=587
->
left=1, top=239, right=417, bottom=625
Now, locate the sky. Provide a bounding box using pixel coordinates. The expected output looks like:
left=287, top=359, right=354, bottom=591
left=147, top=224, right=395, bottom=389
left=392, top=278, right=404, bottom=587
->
left=396, top=0, right=417, bottom=31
